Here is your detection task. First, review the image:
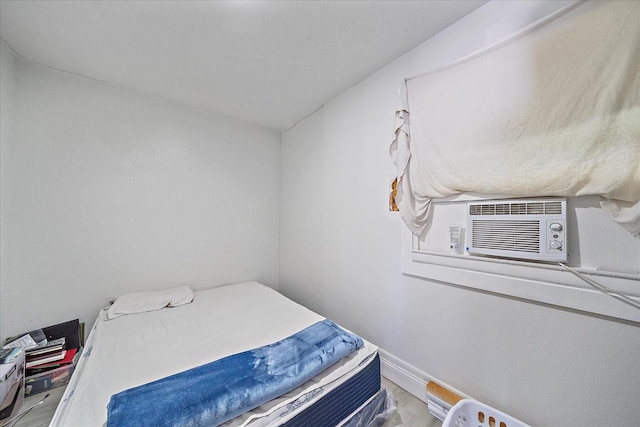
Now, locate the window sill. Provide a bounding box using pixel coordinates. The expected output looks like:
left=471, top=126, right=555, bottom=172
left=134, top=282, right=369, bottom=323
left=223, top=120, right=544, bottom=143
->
left=402, top=229, right=640, bottom=324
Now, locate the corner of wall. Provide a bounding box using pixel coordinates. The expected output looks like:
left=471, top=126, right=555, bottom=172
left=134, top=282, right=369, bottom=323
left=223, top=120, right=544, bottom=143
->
left=0, top=38, right=17, bottom=343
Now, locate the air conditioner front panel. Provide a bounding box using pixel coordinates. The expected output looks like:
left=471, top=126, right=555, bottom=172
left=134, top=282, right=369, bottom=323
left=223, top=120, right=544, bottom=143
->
left=471, top=220, right=540, bottom=253
left=466, top=199, right=567, bottom=262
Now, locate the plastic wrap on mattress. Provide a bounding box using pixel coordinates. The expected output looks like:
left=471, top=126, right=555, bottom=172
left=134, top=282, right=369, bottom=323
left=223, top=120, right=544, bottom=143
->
left=342, top=388, right=397, bottom=427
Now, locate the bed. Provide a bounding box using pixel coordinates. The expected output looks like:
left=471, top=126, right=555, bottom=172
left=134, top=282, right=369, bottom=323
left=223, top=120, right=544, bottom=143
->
left=50, top=281, right=390, bottom=426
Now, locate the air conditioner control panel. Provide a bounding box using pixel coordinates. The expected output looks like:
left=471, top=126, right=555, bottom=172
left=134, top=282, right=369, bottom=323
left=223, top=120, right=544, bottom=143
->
left=547, top=220, right=565, bottom=252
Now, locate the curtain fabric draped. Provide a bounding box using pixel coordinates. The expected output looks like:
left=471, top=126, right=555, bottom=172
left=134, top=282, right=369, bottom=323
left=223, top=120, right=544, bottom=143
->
left=390, top=1, right=640, bottom=237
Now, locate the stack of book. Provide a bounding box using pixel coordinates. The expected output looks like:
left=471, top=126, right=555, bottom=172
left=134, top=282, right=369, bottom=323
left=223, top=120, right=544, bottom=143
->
left=3, top=320, right=83, bottom=396
left=24, top=337, right=78, bottom=375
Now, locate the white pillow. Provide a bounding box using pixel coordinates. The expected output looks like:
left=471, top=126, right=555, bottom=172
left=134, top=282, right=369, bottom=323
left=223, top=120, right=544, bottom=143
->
left=106, top=285, right=194, bottom=320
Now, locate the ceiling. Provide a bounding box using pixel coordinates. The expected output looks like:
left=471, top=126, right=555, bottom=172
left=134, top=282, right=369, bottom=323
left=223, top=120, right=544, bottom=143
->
left=0, top=0, right=486, bottom=130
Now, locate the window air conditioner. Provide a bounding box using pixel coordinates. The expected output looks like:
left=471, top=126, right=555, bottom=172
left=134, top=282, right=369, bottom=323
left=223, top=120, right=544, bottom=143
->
left=466, top=198, right=567, bottom=262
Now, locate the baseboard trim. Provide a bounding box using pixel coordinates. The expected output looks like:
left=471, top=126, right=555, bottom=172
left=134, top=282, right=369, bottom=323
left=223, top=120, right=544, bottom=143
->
left=378, top=348, right=469, bottom=404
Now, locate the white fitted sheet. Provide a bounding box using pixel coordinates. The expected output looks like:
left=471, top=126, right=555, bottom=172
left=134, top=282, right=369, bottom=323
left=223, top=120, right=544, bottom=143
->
left=51, top=281, right=377, bottom=426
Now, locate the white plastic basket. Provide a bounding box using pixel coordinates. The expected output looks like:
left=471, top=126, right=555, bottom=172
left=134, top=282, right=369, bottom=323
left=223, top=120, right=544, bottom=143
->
left=442, top=399, right=530, bottom=427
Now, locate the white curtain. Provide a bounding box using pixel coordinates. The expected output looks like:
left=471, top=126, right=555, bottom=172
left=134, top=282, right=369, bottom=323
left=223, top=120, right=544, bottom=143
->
left=390, top=1, right=640, bottom=237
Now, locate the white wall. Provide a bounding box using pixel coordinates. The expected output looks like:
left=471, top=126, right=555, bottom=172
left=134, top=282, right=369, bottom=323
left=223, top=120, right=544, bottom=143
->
left=280, top=2, right=640, bottom=426
left=0, top=57, right=281, bottom=340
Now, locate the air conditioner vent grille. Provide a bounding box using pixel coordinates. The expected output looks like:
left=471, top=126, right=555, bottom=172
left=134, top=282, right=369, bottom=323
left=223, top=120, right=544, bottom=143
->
left=511, top=203, right=527, bottom=214
left=544, top=201, right=563, bottom=214
left=471, top=220, right=540, bottom=253
left=495, top=204, right=510, bottom=215
left=469, top=201, right=563, bottom=216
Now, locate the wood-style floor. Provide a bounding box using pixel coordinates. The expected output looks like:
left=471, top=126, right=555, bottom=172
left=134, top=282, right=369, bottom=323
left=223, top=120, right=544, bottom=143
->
left=10, top=377, right=442, bottom=427
left=11, top=384, right=66, bottom=427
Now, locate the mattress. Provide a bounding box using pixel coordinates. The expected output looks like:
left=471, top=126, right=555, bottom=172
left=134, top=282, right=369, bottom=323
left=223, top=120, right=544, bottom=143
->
left=50, top=281, right=380, bottom=426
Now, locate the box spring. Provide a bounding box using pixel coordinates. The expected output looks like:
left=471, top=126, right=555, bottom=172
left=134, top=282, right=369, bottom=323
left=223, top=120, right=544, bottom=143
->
left=282, top=353, right=382, bottom=426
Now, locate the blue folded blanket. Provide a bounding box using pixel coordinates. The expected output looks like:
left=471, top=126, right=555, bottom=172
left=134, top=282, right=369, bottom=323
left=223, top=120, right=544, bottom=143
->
left=107, top=319, right=363, bottom=427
